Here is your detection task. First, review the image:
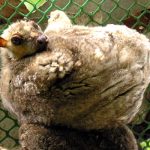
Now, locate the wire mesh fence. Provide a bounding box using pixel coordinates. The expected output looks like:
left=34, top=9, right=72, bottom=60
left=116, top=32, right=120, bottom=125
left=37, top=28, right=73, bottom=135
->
left=0, top=0, right=150, bottom=149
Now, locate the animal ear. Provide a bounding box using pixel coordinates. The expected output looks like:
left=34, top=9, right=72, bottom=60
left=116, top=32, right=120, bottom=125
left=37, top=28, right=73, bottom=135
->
left=0, top=37, right=7, bottom=47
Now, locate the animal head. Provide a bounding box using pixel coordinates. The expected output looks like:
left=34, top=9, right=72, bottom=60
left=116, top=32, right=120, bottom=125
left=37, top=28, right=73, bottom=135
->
left=44, top=10, right=72, bottom=34
left=0, top=20, right=48, bottom=59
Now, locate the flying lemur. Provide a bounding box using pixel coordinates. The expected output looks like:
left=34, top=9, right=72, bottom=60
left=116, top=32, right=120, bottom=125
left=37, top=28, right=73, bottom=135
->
left=0, top=10, right=150, bottom=150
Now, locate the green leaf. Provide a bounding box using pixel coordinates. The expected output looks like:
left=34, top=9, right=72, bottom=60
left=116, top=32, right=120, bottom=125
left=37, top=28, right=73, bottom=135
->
left=140, top=141, right=147, bottom=148
left=21, top=0, right=47, bottom=11
left=140, top=139, right=150, bottom=149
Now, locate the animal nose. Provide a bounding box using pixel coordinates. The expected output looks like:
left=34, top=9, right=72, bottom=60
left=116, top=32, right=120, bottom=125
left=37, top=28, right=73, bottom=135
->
left=37, top=35, right=48, bottom=45
left=36, top=35, right=48, bottom=51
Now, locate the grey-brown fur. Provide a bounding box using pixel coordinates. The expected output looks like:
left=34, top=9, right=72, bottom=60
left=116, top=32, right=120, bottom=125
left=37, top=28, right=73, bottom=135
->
left=1, top=10, right=150, bottom=149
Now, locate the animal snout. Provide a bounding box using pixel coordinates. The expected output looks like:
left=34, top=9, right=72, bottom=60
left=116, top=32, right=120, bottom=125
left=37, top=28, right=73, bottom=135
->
left=36, top=35, right=48, bottom=51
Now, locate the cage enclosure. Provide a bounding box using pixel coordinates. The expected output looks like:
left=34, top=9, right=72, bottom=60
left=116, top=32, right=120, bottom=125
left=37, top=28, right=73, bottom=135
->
left=0, top=0, right=150, bottom=149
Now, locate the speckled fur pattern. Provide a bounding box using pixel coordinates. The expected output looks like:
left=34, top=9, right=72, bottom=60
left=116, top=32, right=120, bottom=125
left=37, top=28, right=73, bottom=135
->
left=1, top=10, right=150, bottom=149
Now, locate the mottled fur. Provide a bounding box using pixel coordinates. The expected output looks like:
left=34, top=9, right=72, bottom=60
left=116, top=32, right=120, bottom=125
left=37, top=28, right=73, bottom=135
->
left=1, top=10, right=150, bottom=149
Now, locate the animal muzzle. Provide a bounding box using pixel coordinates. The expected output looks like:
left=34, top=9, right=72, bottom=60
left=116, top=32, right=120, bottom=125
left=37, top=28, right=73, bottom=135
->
left=36, top=35, right=48, bottom=51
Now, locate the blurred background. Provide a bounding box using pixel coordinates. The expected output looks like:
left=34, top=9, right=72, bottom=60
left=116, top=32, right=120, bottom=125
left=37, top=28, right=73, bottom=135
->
left=0, top=0, right=150, bottom=149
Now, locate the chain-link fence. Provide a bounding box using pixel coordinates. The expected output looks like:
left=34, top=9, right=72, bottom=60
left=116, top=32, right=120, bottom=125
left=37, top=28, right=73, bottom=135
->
left=0, top=0, right=150, bottom=149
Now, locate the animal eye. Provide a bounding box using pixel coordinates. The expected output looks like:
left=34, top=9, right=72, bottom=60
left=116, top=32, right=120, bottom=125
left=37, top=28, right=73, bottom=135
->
left=11, top=35, right=24, bottom=45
